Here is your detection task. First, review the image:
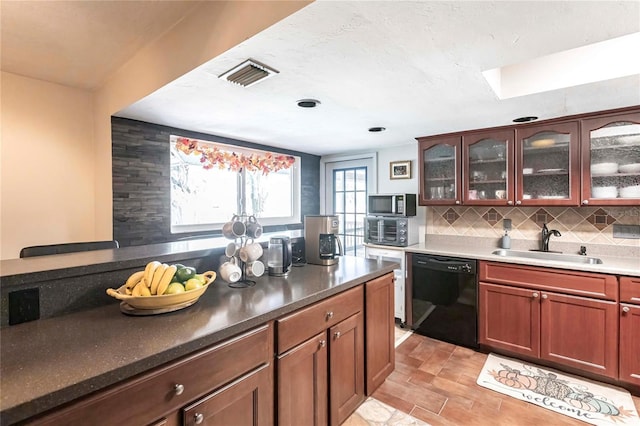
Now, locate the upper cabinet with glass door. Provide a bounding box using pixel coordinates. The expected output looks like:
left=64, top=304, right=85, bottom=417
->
left=462, top=130, right=514, bottom=205
left=418, top=136, right=461, bottom=205
left=581, top=109, right=640, bottom=205
left=515, top=122, right=580, bottom=206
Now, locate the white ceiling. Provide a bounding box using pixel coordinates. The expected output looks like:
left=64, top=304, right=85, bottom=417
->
left=3, top=1, right=640, bottom=156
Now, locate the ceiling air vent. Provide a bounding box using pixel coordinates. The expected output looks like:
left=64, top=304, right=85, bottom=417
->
left=218, top=59, right=279, bottom=87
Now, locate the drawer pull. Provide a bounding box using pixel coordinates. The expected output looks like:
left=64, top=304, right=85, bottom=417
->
left=326, top=311, right=334, bottom=320
left=541, top=294, right=548, bottom=299
left=194, top=413, right=204, bottom=424
left=622, top=306, right=630, bottom=313
left=334, top=331, right=341, bottom=339
left=532, top=292, right=539, bottom=298
left=319, top=339, right=326, bottom=348
left=174, top=383, right=185, bottom=396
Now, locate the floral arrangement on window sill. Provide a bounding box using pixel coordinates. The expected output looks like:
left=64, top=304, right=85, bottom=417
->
left=175, top=137, right=295, bottom=174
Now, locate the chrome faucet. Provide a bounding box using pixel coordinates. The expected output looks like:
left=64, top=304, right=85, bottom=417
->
left=541, top=223, right=561, bottom=252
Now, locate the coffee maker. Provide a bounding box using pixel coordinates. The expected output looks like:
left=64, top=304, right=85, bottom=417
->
left=267, top=236, right=292, bottom=276
left=304, top=215, right=344, bottom=266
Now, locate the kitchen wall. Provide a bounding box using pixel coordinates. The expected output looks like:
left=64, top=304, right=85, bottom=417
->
left=0, top=2, right=311, bottom=260
left=426, top=205, right=640, bottom=255
left=0, top=72, right=96, bottom=259
left=112, top=117, right=320, bottom=247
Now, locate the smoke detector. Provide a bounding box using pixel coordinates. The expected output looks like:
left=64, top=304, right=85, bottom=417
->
left=218, top=59, right=279, bottom=87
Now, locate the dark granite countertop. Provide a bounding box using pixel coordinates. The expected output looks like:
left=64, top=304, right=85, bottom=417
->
left=0, top=255, right=397, bottom=425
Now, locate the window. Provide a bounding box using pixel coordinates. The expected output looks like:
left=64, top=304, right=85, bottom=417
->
left=170, top=136, right=301, bottom=233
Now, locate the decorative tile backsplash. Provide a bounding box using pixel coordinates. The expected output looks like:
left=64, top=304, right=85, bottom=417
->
left=427, top=206, right=640, bottom=248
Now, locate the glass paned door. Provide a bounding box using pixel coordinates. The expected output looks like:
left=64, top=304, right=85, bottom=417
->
left=334, top=167, right=367, bottom=256
left=588, top=121, right=640, bottom=201
left=516, top=122, right=579, bottom=205
left=419, top=136, right=460, bottom=205
left=463, top=131, right=512, bottom=205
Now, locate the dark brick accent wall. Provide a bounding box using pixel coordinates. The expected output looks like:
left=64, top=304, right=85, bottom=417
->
left=112, top=117, right=320, bottom=247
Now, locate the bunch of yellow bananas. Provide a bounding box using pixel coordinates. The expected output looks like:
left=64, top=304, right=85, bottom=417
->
left=124, top=261, right=178, bottom=297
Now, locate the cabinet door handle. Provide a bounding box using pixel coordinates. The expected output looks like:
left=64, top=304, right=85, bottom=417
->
left=622, top=306, right=630, bottom=313
left=326, top=311, right=334, bottom=320
left=319, top=339, right=326, bottom=348
left=582, top=200, right=589, bottom=205
left=541, top=294, right=548, bottom=299
left=515, top=200, right=522, bottom=205
left=532, top=292, right=539, bottom=298
left=507, top=200, right=513, bottom=205
left=174, top=383, right=185, bottom=395
left=455, top=200, right=461, bottom=205
left=334, top=331, right=341, bottom=339
left=194, top=413, right=204, bottom=425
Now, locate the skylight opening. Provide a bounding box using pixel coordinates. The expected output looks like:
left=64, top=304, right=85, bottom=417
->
left=483, top=32, right=640, bottom=99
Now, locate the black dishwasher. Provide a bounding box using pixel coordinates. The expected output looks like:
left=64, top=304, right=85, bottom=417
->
left=410, top=254, right=478, bottom=349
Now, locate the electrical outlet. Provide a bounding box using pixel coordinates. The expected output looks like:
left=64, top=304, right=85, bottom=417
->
left=503, top=219, right=512, bottom=231
left=9, top=288, right=40, bottom=325
left=613, top=224, right=640, bottom=239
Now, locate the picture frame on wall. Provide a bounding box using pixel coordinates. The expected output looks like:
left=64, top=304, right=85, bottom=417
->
left=390, top=160, right=411, bottom=179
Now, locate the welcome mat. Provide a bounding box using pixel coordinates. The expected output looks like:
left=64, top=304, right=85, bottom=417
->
left=477, top=353, right=640, bottom=426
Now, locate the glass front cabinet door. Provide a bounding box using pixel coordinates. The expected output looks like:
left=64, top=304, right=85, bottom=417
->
left=581, top=110, right=640, bottom=205
left=462, top=130, right=514, bottom=205
left=515, top=122, right=580, bottom=206
left=418, top=136, right=460, bottom=205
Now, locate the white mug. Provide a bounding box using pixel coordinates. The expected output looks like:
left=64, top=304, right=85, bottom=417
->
left=495, top=190, right=507, bottom=199
left=239, top=242, right=264, bottom=263
left=246, top=260, right=265, bottom=278
left=225, top=242, right=240, bottom=258
left=219, top=257, right=241, bottom=283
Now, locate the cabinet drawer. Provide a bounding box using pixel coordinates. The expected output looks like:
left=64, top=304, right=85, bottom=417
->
left=277, top=286, right=363, bottom=354
left=620, top=276, right=640, bottom=304
left=479, top=262, right=618, bottom=301
left=30, top=324, right=273, bottom=426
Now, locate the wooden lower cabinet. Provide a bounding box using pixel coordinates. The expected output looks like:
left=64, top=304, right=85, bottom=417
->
left=329, top=312, right=365, bottom=426
left=540, top=292, right=618, bottom=378
left=277, top=332, right=328, bottom=426
left=365, top=272, right=395, bottom=394
left=620, top=276, right=640, bottom=386
left=479, top=262, right=619, bottom=380
left=478, top=282, right=540, bottom=358
left=619, top=303, right=640, bottom=386
left=183, top=363, right=273, bottom=426
left=276, top=286, right=365, bottom=426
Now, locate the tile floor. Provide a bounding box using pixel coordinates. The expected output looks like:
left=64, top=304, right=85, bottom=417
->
left=365, top=329, right=640, bottom=426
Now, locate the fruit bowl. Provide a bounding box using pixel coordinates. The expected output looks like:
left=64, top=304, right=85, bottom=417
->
left=106, top=271, right=216, bottom=310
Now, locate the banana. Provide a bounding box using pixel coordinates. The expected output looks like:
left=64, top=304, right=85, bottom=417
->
left=125, top=270, right=145, bottom=290
left=132, top=281, right=144, bottom=297
left=150, top=263, right=168, bottom=294
left=144, top=261, right=161, bottom=285
left=156, top=265, right=177, bottom=296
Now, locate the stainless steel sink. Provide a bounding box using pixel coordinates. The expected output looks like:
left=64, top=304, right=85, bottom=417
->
left=491, top=249, right=603, bottom=264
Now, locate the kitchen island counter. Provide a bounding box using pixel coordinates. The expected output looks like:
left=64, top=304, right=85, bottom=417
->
left=0, top=255, right=397, bottom=425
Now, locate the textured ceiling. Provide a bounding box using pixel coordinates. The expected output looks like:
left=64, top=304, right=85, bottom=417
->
left=3, top=1, right=640, bottom=156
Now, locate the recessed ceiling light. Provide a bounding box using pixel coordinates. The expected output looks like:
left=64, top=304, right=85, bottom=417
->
left=297, top=99, right=320, bottom=108
left=513, top=116, right=538, bottom=123
left=368, top=127, right=386, bottom=132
